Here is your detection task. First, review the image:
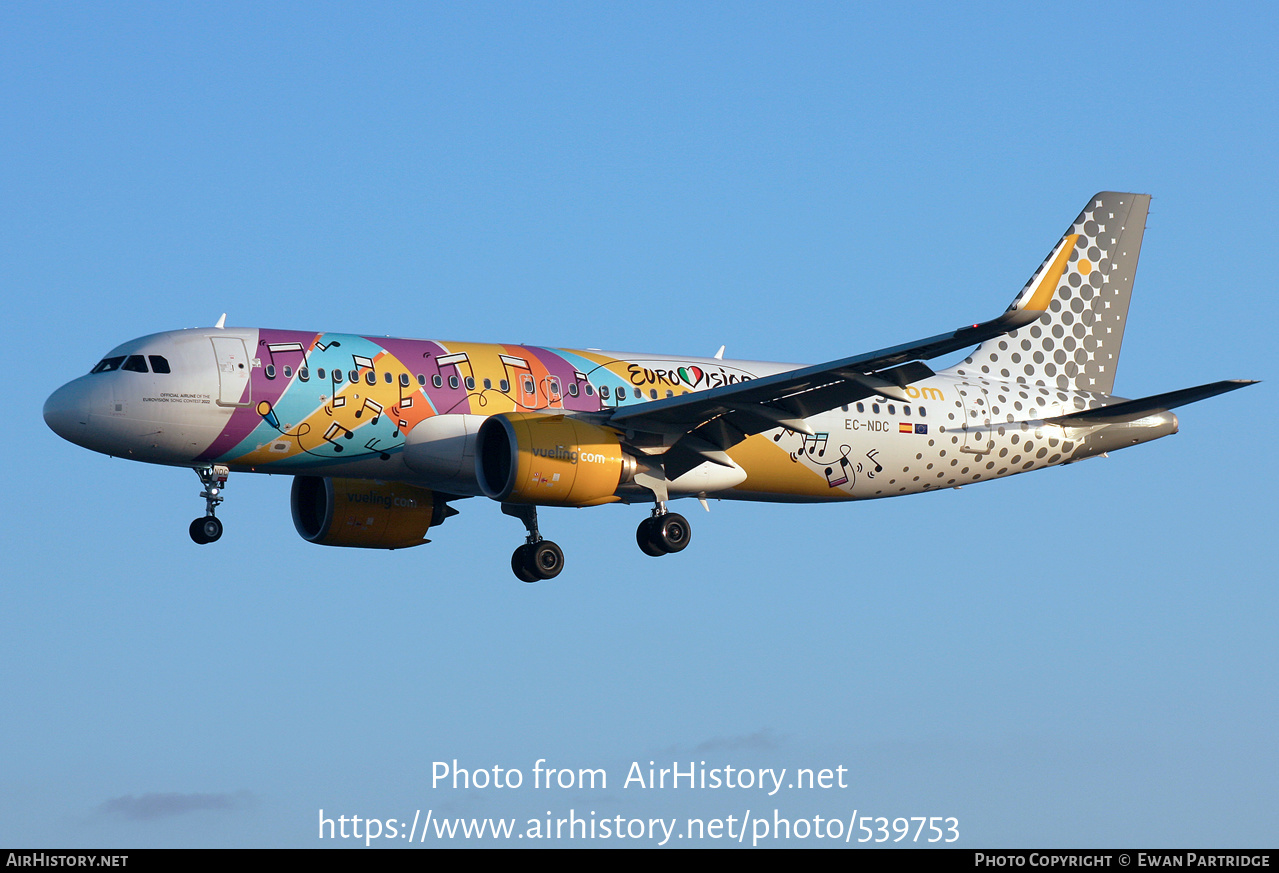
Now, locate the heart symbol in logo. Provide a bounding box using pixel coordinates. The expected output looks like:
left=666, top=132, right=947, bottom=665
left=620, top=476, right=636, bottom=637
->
left=678, top=366, right=704, bottom=387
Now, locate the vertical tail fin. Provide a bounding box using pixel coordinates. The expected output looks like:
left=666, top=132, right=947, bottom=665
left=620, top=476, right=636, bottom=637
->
left=949, top=192, right=1150, bottom=395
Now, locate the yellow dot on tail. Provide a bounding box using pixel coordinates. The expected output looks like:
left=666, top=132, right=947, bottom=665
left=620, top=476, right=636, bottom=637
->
left=1078, top=259, right=1093, bottom=275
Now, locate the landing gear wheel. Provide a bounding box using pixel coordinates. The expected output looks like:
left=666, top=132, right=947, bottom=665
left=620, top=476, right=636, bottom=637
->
left=531, top=541, right=564, bottom=580
left=511, top=544, right=539, bottom=583
left=190, top=516, right=223, bottom=545
left=653, top=513, right=690, bottom=553
left=636, top=517, right=665, bottom=556
left=511, top=540, right=564, bottom=581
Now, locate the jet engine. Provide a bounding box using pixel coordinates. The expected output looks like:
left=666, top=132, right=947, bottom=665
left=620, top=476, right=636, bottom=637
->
left=476, top=413, right=635, bottom=506
left=290, top=477, right=450, bottom=549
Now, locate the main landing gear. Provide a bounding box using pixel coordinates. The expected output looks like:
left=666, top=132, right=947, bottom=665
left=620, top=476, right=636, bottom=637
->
left=636, top=504, right=691, bottom=557
left=501, top=500, right=693, bottom=582
left=502, top=504, right=564, bottom=583
left=189, top=464, right=229, bottom=545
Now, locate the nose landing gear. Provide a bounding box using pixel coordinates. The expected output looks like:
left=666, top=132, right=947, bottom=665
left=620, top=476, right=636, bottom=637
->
left=189, top=464, right=229, bottom=545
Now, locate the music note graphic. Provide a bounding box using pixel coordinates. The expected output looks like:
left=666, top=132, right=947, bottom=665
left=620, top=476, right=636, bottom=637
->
left=355, top=398, right=383, bottom=424
left=803, top=432, right=830, bottom=457
left=323, top=422, right=352, bottom=452
left=824, top=458, right=851, bottom=488
left=788, top=430, right=828, bottom=461
left=265, top=342, right=307, bottom=371
left=824, top=447, right=854, bottom=488
left=499, top=354, right=535, bottom=406
left=865, top=449, right=883, bottom=476
left=435, top=352, right=472, bottom=387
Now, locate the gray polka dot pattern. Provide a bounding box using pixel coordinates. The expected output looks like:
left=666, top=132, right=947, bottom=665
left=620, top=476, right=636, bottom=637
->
left=954, top=192, right=1150, bottom=395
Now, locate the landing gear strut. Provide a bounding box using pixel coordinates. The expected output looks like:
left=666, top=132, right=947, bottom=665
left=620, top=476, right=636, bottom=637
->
left=636, top=503, right=691, bottom=557
left=502, top=503, right=564, bottom=582
left=189, top=464, right=229, bottom=545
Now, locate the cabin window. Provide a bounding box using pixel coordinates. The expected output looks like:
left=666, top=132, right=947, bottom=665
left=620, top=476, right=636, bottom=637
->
left=448, top=375, right=459, bottom=389
left=264, top=364, right=277, bottom=379
left=616, top=386, right=627, bottom=400
left=317, top=368, right=326, bottom=380
left=483, top=378, right=492, bottom=390
left=122, top=355, right=148, bottom=373
left=333, top=370, right=344, bottom=384
left=856, top=402, right=864, bottom=413
left=417, top=374, right=426, bottom=386
left=585, top=384, right=595, bottom=396
left=432, top=375, right=442, bottom=388
left=365, top=371, right=376, bottom=386
left=399, top=373, right=410, bottom=387
left=500, top=379, right=510, bottom=392
left=283, top=365, right=293, bottom=378
left=384, top=372, right=393, bottom=384
left=149, top=356, right=171, bottom=374
left=599, top=385, right=610, bottom=399
left=568, top=383, right=578, bottom=397
left=299, top=367, right=310, bottom=382
left=465, top=377, right=476, bottom=390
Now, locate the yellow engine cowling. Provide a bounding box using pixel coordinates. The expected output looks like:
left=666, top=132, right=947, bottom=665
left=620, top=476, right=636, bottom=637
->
left=290, top=477, right=446, bottom=549
left=477, top=413, right=633, bottom=506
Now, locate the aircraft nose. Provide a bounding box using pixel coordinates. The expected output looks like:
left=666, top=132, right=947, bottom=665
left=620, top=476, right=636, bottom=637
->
left=44, top=378, right=96, bottom=445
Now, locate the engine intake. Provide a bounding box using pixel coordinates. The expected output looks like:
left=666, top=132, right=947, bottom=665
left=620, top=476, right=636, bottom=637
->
left=290, top=477, right=448, bottom=549
left=477, top=413, right=633, bottom=506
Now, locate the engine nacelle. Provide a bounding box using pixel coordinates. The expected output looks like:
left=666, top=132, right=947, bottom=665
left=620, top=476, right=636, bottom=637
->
left=402, top=413, right=486, bottom=496
left=477, top=413, right=633, bottom=506
left=290, top=477, right=448, bottom=549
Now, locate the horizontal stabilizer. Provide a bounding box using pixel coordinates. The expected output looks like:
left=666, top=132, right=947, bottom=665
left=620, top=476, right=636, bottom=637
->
left=1046, top=380, right=1258, bottom=425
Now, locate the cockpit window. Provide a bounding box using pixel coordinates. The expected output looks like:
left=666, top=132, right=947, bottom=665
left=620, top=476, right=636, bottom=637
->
left=148, top=355, right=171, bottom=374
left=90, top=356, right=126, bottom=373
left=122, top=355, right=148, bottom=372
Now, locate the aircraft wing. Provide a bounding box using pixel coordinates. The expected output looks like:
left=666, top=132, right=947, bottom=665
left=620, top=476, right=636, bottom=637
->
left=608, top=308, right=1044, bottom=479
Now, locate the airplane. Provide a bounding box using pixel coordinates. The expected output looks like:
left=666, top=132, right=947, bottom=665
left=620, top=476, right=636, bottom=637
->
left=44, top=192, right=1255, bottom=581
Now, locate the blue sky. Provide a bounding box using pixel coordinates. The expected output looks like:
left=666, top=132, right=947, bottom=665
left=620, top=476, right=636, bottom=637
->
left=2, top=2, right=1274, bottom=847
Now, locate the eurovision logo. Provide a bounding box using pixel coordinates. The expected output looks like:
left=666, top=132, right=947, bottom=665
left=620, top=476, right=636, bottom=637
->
left=677, top=366, right=704, bottom=388
left=626, top=362, right=753, bottom=390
